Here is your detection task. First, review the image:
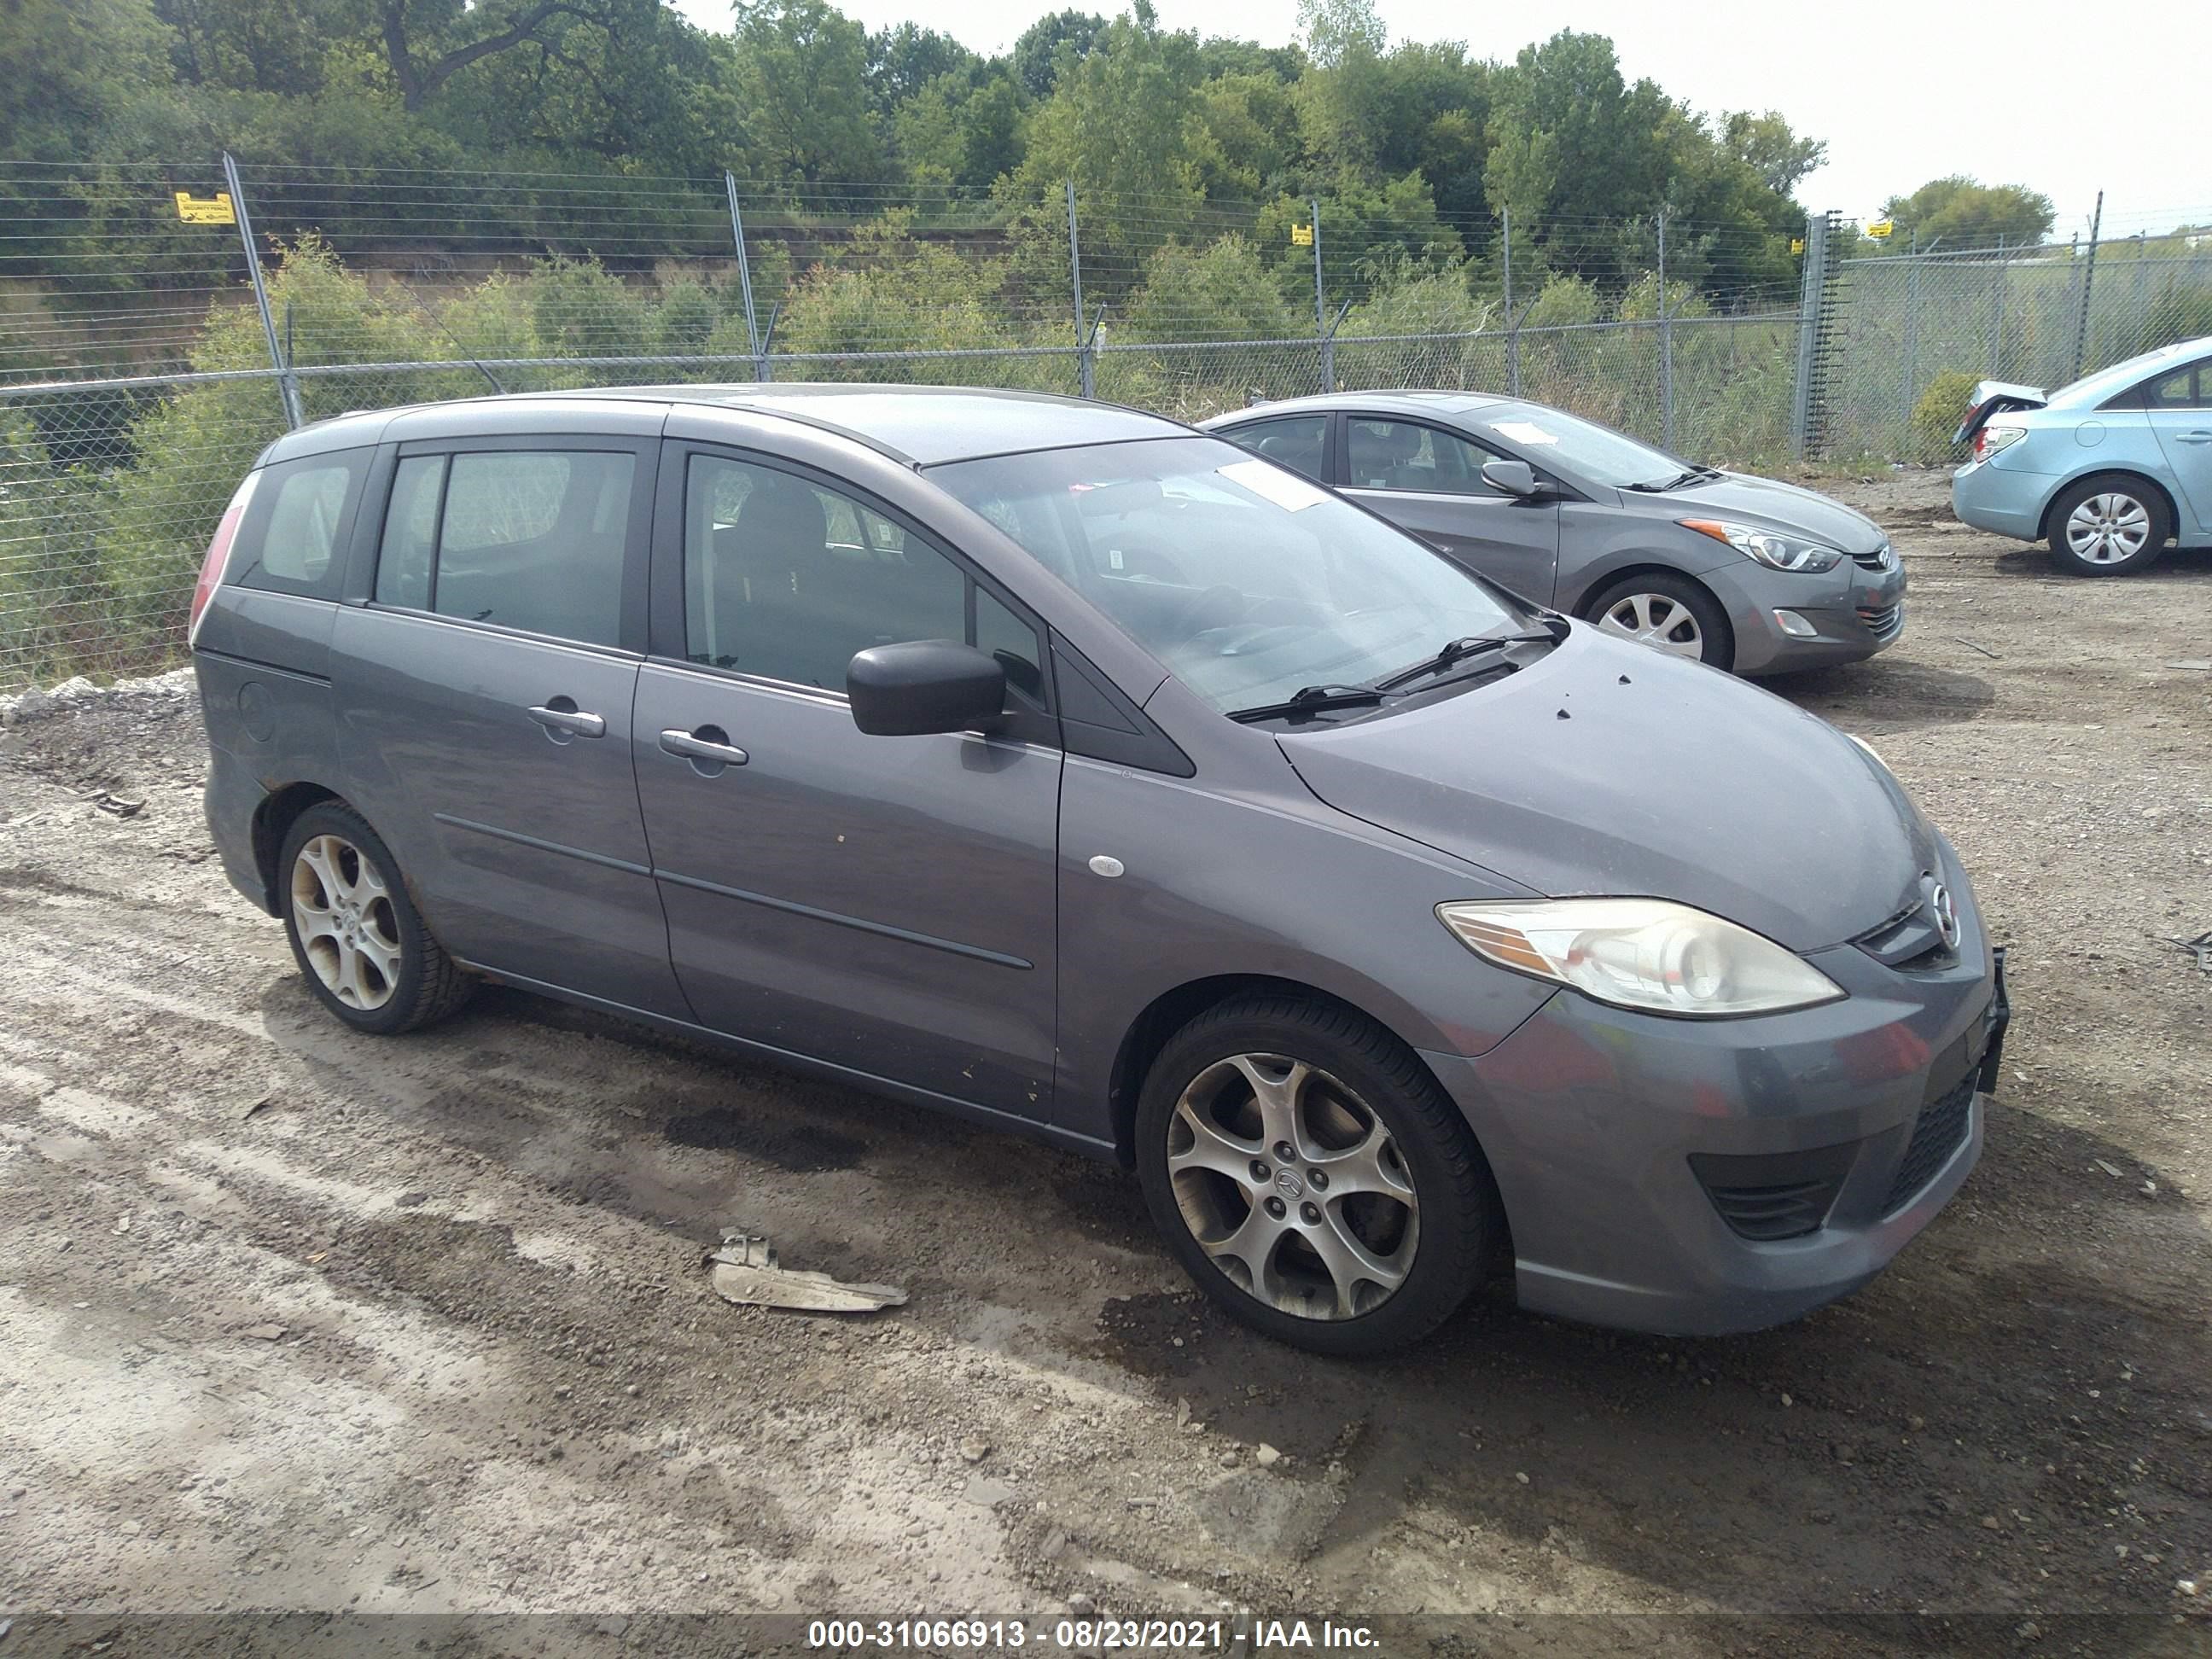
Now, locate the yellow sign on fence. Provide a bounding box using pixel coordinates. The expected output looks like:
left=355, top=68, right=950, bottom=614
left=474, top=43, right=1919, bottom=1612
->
left=1289, top=222, right=1314, bottom=247
left=174, top=191, right=236, bottom=225
left=1790, top=237, right=1805, bottom=254
left=1866, top=219, right=1895, bottom=240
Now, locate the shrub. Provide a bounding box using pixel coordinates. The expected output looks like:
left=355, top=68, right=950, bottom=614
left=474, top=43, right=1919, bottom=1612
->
left=1909, top=370, right=1980, bottom=463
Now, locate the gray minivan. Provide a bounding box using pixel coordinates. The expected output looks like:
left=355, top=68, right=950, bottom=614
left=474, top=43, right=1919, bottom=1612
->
left=191, top=385, right=2006, bottom=1354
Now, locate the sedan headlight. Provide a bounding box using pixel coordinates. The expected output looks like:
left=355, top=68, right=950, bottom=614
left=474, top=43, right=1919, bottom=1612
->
left=1437, top=898, right=1845, bottom=1017
left=1679, top=518, right=1843, bottom=573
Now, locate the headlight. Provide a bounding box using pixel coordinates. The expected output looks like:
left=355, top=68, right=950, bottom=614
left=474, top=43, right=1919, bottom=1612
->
left=1679, top=518, right=1842, bottom=573
left=1436, top=898, right=1845, bottom=1018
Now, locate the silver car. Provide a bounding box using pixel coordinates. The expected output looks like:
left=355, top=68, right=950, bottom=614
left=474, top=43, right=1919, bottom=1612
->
left=1203, top=392, right=1907, bottom=674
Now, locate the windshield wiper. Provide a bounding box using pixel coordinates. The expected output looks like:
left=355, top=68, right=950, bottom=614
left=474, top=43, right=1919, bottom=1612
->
left=1374, top=629, right=1557, bottom=692
left=1225, top=684, right=1389, bottom=724
left=1624, top=465, right=1721, bottom=492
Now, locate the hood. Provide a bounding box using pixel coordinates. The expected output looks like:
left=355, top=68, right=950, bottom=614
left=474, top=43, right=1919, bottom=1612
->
left=1278, top=629, right=1936, bottom=952
left=1647, top=472, right=1888, bottom=556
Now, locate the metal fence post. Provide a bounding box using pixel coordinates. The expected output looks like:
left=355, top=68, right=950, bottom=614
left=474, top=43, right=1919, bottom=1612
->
left=224, top=152, right=300, bottom=428
left=1502, top=210, right=1520, bottom=398
left=1901, top=230, right=1919, bottom=431
left=1789, top=212, right=1826, bottom=459
left=1312, top=196, right=1330, bottom=393
left=1066, top=180, right=1091, bottom=399
left=1990, top=236, right=2006, bottom=375
left=1657, top=210, right=1674, bottom=451
left=724, top=172, right=764, bottom=381
left=2071, top=190, right=2104, bottom=381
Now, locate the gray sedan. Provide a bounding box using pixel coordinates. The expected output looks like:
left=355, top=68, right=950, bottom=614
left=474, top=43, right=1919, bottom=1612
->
left=1203, top=392, right=1906, bottom=675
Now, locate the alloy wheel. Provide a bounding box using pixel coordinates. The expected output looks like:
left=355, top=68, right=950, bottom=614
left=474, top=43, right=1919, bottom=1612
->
left=1165, top=1052, right=1418, bottom=1321
left=289, top=833, right=403, bottom=1011
left=1597, top=591, right=1706, bottom=658
left=2064, top=492, right=2151, bottom=564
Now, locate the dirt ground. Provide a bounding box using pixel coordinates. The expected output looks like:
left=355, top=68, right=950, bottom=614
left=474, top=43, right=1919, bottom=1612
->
left=1, top=467, right=2208, bottom=1657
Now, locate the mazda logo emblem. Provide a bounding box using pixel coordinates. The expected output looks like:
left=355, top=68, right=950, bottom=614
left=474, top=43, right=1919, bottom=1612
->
left=1923, top=877, right=1960, bottom=951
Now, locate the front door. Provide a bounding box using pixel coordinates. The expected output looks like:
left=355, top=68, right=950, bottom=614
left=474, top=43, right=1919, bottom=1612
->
left=331, top=438, right=685, bottom=1015
left=632, top=444, right=1062, bottom=1120
left=1338, top=414, right=1562, bottom=605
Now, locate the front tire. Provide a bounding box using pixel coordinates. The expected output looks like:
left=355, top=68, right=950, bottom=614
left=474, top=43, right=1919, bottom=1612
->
left=2046, top=475, right=2168, bottom=575
left=1586, top=572, right=1734, bottom=670
left=1134, top=994, right=1502, bottom=1355
left=278, top=802, right=471, bottom=1034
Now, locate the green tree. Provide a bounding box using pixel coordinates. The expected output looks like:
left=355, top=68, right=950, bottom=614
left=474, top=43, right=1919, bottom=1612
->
left=1721, top=111, right=1825, bottom=199
left=1880, top=177, right=2056, bottom=250
left=731, top=0, right=884, bottom=183
left=1010, top=9, right=1106, bottom=101
left=865, top=23, right=979, bottom=118
left=1292, top=0, right=1387, bottom=172
left=1122, top=235, right=1301, bottom=341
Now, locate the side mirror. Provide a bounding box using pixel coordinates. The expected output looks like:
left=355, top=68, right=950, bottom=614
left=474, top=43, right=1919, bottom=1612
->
left=847, top=640, right=1006, bottom=736
left=1481, top=457, right=1542, bottom=498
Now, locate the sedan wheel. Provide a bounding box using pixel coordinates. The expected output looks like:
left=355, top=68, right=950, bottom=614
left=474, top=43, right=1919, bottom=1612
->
left=1598, top=591, right=1706, bottom=659
left=2063, top=492, right=2151, bottom=565
left=290, top=833, right=403, bottom=1011
left=1166, top=1052, right=1419, bottom=1321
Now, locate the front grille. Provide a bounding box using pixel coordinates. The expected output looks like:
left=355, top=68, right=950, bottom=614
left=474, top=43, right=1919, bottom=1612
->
left=1857, top=602, right=1905, bottom=641
left=1691, top=1142, right=1857, bottom=1242
left=1854, top=899, right=1956, bottom=973
left=1852, top=542, right=1895, bottom=571
left=1883, top=1075, right=1975, bottom=1214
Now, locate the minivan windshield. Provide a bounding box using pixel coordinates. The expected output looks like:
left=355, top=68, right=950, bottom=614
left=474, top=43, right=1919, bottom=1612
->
left=1464, top=405, right=1700, bottom=490
left=931, top=437, right=1525, bottom=714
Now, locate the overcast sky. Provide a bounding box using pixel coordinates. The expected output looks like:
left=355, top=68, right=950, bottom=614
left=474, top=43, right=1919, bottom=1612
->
left=672, top=0, right=2209, bottom=235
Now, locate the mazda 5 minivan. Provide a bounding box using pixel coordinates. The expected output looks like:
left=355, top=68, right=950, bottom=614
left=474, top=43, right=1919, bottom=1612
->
left=191, top=385, right=2007, bottom=1353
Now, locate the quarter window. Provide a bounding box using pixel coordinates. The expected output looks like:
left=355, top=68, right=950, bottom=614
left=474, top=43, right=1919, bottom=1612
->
left=682, top=454, right=1043, bottom=704
left=1345, top=418, right=1500, bottom=495
left=1222, top=415, right=1330, bottom=484
left=228, top=451, right=369, bottom=598
left=372, top=450, right=635, bottom=647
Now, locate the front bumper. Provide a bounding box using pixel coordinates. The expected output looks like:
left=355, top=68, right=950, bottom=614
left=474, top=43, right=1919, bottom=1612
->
left=1423, top=851, right=2005, bottom=1336
left=1707, top=550, right=1909, bottom=676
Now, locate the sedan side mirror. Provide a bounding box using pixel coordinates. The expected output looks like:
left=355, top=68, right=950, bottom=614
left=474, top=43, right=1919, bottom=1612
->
left=1481, top=458, right=1543, bottom=498
left=847, top=640, right=1006, bottom=736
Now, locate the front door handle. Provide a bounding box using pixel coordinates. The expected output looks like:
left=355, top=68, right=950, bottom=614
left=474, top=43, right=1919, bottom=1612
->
left=660, top=726, right=749, bottom=771
left=527, top=701, right=606, bottom=741
left=2176, top=430, right=2212, bottom=445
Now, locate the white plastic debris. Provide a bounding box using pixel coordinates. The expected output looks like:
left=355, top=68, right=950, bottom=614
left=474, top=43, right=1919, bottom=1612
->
left=704, top=1231, right=905, bottom=1313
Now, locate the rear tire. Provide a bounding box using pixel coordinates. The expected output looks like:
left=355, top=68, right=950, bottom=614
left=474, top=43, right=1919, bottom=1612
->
left=2046, top=474, right=2168, bottom=575
left=1134, top=993, right=1501, bottom=1355
left=278, top=802, right=472, bottom=1035
left=1585, top=572, right=1734, bottom=670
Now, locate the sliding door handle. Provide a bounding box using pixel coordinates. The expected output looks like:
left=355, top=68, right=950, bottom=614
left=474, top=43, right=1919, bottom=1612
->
left=527, top=702, right=606, bottom=740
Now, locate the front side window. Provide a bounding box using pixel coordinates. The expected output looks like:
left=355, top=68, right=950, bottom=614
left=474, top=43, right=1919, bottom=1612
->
left=683, top=454, right=1042, bottom=701
left=1344, top=417, right=1499, bottom=495
left=372, top=449, right=634, bottom=647
left=1223, top=415, right=1330, bottom=484
left=931, top=436, right=1522, bottom=715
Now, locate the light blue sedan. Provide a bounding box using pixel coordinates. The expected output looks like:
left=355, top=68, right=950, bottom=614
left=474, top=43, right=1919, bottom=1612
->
left=1952, top=335, right=2212, bottom=575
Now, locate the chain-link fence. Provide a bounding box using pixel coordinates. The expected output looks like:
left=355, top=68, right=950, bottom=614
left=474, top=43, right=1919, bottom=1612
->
left=3, top=155, right=2207, bottom=688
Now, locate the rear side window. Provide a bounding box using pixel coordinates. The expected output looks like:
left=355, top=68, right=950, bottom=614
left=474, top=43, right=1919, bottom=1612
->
left=1223, top=415, right=1330, bottom=484
left=2145, top=363, right=2212, bottom=410
left=1345, top=418, right=1500, bottom=496
left=372, top=449, right=635, bottom=648
left=229, top=451, right=369, bottom=599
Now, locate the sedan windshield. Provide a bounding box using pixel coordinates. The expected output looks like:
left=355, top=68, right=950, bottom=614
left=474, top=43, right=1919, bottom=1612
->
left=1465, top=405, right=1693, bottom=491
left=930, top=436, right=1523, bottom=714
